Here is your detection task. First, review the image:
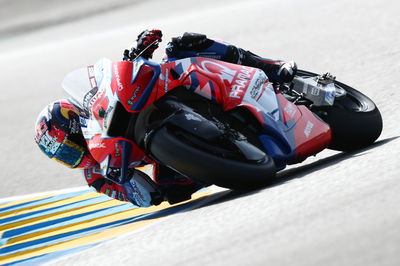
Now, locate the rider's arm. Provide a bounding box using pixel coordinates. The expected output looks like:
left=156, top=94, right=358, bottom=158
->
left=82, top=165, right=164, bottom=207
left=165, top=32, right=297, bottom=83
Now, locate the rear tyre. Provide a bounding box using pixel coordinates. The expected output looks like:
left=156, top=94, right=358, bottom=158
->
left=297, top=70, right=383, bottom=151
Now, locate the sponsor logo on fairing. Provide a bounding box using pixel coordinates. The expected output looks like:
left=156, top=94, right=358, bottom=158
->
left=113, top=64, right=124, bottom=91
left=83, top=87, right=98, bottom=110
left=185, top=113, right=202, bottom=121
left=304, top=121, right=314, bottom=138
left=127, top=86, right=141, bottom=106
left=88, top=88, right=105, bottom=111
left=88, top=65, right=95, bottom=76
left=249, top=73, right=267, bottom=100
left=200, top=60, right=236, bottom=83
left=311, top=87, right=320, bottom=96
left=230, top=68, right=253, bottom=99
left=88, top=142, right=106, bottom=149
left=114, top=143, right=121, bottom=157
left=103, top=106, right=114, bottom=129
left=284, top=102, right=297, bottom=118
left=87, top=65, right=98, bottom=89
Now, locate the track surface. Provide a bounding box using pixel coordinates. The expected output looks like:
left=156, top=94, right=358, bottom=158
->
left=1, top=0, right=399, bottom=265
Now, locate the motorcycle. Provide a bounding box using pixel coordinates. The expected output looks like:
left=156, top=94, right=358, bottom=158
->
left=62, top=55, right=382, bottom=195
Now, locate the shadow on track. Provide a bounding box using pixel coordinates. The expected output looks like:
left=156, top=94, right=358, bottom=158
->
left=198, top=136, right=399, bottom=208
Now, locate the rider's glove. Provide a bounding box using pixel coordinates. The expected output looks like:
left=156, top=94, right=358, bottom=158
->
left=135, top=29, right=163, bottom=59
left=121, top=169, right=164, bottom=207
left=89, top=178, right=129, bottom=202
left=85, top=167, right=163, bottom=207
left=277, top=61, right=297, bottom=83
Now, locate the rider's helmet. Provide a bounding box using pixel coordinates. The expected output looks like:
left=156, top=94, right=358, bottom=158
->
left=34, top=99, right=96, bottom=169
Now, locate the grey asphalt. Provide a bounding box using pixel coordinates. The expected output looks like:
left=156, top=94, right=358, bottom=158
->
left=0, top=0, right=399, bottom=265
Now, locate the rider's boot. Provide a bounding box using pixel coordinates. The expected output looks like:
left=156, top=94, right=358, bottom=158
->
left=154, top=165, right=207, bottom=204
left=165, top=32, right=297, bottom=83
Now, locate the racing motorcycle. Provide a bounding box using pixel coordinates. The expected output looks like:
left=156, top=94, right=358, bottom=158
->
left=62, top=55, right=382, bottom=193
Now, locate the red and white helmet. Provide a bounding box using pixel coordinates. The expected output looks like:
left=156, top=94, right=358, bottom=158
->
left=34, top=99, right=96, bottom=169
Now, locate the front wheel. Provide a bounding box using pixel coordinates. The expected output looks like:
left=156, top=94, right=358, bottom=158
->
left=147, top=127, right=277, bottom=190
left=297, top=70, right=383, bottom=151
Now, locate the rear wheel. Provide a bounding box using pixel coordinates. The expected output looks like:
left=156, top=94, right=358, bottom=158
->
left=297, top=70, right=383, bottom=151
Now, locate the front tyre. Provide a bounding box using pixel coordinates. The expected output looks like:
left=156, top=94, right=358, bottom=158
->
left=147, top=127, right=276, bottom=190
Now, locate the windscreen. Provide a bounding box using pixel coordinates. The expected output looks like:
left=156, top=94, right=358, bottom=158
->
left=62, top=58, right=112, bottom=110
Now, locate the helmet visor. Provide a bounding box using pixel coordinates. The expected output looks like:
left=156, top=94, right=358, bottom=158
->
left=52, top=139, right=85, bottom=168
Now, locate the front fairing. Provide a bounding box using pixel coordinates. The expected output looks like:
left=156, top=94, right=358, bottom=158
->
left=62, top=58, right=152, bottom=176
left=118, top=57, right=161, bottom=112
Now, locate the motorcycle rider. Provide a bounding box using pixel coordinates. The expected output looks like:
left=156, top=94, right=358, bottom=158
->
left=124, top=30, right=297, bottom=84
left=34, top=29, right=297, bottom=207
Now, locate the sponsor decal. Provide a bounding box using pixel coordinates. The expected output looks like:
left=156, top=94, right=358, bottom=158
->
left=79, top=157, right=95, bottom=169
left=87, top=65, right=95, bottom=76
left=87, top=65, right=98, bottom=89
left=39, top=131, right=61, bottom=155
left=197, top=53, right=223, bottom=60
left=311, top=87, right=320, bottom=96
left=129, top=179, right=146, bottom=202
left=284, top=102, right=297, bottom=118
left=230, top=67, right=253, bottom=99
left=103, top=105, right=114, bottom=129
left=113, top=64, right=124, bottom=91
left=249, top=73, right=266, bottom=100
left=69, top=119, right=81, bottom=134
left=88, top=88, right=105, bottom=111
left=200, top=60, right=237, bottom=83
left=82, top=87, right=99, bottom=110
left=127, top=86, right=142, bottom=106
left=304, top=121, right=314, bottom=138
left=114, top=143, right=121, bottom=157
left=79, top=116, right=88, bottom=127
left=88, top=142, right=106, bottom=149
left=35, top=120, right=48, bottom=142
left=185, top=113, right=202, bottom=121
left=85, top=169, right=92, bottom=180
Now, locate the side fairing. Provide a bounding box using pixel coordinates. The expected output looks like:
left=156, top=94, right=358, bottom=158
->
left=158, top=57, right=331, bottom=169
